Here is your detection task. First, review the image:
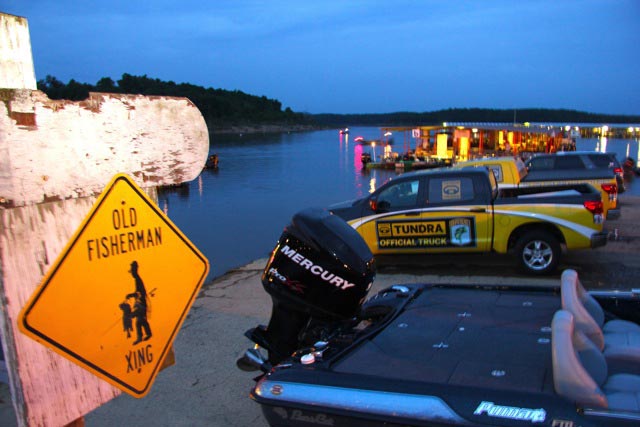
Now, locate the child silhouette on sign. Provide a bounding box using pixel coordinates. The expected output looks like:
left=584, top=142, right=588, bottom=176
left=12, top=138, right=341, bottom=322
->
left=119, top=301, right=133, bottom=338
left=125, top=260, right=153, bottom=345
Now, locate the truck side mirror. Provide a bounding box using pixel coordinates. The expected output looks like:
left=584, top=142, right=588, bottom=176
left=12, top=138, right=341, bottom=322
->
left=374, top=200, right=391, bottom=213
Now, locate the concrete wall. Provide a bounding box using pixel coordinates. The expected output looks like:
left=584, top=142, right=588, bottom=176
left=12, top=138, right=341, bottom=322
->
left=0, top=89, right=210, bottom=207
left=0, top=14, right=36, bottom=90
left=1, top=197, right=123, bottom=426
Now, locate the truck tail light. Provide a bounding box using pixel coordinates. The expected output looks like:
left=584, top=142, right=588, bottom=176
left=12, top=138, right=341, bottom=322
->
left=584, top=200, right=603, bottom=215
left=601, top=183, right=618, bottom=201
left=613, top=167, right=623, bottom=176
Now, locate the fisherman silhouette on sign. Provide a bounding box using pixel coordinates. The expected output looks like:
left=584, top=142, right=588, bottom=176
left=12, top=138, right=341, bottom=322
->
left=122, top=260, right=153, bottom=345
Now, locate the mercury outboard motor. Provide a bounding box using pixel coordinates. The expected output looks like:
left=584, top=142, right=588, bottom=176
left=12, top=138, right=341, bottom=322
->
left=240, top=208, right=375, bottom=369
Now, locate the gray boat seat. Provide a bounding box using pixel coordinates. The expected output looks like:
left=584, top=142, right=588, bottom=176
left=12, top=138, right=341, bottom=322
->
left=552, top=309, right=640, bottom=411
left=560, top=269, right=640, bottom=373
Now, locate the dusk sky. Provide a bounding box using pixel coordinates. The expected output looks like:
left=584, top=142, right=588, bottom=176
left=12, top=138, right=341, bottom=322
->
left=4, top=1, right=639, bottom=115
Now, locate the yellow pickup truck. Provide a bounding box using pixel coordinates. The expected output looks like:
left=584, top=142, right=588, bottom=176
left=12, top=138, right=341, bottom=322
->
left=329, top=167, right=606, bottom=275
left=457, top=156, right=620, bottom=220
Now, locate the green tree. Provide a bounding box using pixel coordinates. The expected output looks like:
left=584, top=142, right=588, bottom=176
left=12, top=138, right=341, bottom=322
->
left=96, top=77, right=116, bottom=92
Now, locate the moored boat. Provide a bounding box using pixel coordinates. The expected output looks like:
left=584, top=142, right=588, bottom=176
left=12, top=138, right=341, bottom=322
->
left=238, top=208, right=640, bottom=427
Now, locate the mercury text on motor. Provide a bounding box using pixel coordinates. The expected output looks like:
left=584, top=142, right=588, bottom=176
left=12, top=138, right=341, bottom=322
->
left=280, top=245, right=355, bottom=290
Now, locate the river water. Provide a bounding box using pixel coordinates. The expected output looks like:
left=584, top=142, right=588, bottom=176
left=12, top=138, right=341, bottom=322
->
left=157, top=127, right=640, bottom=282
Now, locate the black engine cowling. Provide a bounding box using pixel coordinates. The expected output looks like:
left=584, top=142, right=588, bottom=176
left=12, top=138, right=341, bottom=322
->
left=250, top=207, right=375, bottom=364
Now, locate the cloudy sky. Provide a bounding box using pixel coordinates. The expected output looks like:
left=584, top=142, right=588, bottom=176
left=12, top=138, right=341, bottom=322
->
left=3, top=1, right=639, bottom=115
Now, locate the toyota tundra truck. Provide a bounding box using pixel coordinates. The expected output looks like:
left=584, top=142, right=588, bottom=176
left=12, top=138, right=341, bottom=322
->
left=329, top=167, right=606, bottom=275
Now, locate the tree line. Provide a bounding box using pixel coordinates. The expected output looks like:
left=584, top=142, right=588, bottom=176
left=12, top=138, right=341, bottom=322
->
left=312, top=108, right=640, bottom=127
left=37, top=74, right=310, bottom=131
left=37, top=75, right=639, bottom=130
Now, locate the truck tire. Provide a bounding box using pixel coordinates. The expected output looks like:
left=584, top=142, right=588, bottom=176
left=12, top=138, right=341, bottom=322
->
left=514, top=230, right=560, bottom=275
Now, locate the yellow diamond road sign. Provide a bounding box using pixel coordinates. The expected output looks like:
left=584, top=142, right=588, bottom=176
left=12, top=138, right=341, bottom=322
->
left=19, top=173, right=210, bottom=398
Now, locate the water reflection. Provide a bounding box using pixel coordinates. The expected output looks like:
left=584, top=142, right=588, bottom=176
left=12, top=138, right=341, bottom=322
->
left=369, top=175, right=377, bottom=194
left=597, top=137, right=608, bottom=153
left=353, top=142, right=362, bottom=170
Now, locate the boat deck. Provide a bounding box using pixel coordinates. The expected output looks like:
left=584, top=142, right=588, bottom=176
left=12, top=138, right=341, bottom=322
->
left=333, top=286, right=560, bottom=395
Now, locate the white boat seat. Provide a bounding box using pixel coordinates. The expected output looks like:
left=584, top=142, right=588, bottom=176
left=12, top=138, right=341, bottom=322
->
left=552, top=309, right=640, bottom=411
left=560, top=269, right=640, bottom=372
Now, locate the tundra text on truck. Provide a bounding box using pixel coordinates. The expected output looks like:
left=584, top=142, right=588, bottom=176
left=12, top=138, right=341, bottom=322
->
left=329, top=168, right=606, bottom=274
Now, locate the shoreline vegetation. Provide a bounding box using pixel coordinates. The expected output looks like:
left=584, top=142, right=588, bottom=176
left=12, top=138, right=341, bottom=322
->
left=37, top=74, right=640, bottom=134
left=209, top=123, right=325, bottom=135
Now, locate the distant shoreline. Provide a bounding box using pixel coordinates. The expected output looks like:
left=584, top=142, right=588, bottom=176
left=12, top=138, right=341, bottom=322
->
left=209, top=123, right=327, bottom=135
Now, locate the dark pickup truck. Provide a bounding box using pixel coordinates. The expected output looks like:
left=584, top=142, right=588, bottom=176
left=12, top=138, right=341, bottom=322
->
left=525, top=151, right=625, bottom=193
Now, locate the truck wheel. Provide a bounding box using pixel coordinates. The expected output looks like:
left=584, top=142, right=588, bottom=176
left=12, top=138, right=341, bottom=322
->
left=514, top=231, right=560, bottom=275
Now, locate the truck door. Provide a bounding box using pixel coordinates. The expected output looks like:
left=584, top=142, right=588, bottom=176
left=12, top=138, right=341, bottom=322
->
left=421, top=175, right=492, bottom=252
left=358, top=177, right=425, bottom=254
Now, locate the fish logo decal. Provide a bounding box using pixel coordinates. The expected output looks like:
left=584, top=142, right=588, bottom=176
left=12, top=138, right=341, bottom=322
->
left=450, top=220, right=471, bottom=246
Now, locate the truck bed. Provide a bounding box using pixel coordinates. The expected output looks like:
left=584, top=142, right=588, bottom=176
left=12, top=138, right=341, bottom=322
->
left=496, top=182, right=599, bottom=202
left=525, top=168, right=615, bottom=182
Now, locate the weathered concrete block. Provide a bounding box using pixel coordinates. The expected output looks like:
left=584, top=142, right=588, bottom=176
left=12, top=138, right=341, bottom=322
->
left=0, top=90, right=210, bottom=207
left=1, top=198, right=123, bottom=426
left=0, top=13, right=36, bottom=90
